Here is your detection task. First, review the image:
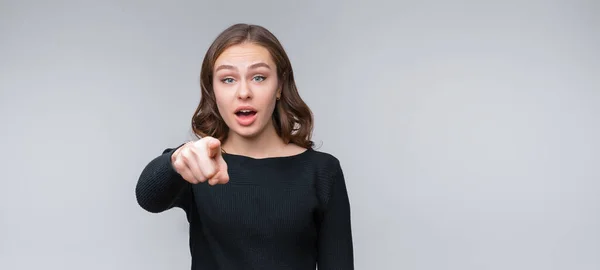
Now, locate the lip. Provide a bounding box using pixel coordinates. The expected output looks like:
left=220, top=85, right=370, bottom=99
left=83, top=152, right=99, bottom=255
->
left=234, top=105, right=258, bottom=127
left=234, top=105, right=257, bottom=113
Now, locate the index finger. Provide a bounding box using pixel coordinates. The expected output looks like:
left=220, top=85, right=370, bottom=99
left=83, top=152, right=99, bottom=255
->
left=206, top=138, right=222, bottom=158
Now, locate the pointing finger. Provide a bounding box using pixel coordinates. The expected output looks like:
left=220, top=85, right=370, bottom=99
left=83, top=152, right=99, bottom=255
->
left=206, top=138, right=222, bottom=158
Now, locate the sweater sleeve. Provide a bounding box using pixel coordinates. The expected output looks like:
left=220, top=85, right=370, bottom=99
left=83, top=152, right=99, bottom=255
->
left=317, top=162, right=355, bottom=269
left=135, top=145, right=192, bottom=213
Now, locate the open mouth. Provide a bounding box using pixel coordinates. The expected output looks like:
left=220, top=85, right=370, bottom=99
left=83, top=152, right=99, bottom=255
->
left=234, top=108, right=257, bottom=126
left=235, top=109, right=257, bottom=117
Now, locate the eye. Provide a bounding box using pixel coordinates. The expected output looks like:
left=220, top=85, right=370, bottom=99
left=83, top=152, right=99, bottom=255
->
left=252, top=75, right=266, bottom=82
left=221, top=77, right=235, bottom=84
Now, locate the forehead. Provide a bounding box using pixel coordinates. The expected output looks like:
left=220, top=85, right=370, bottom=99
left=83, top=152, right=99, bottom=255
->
left=214, top=43, right=275, bottom=68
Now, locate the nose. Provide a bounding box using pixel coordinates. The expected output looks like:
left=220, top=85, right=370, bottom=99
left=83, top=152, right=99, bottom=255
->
left=236, top=78, right=252, bottom=100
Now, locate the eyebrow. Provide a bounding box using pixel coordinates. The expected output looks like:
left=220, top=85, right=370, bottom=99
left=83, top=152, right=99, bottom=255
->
left=214, top=62, right=271, bottom=72
left=249, top=62, right=271, bottom=70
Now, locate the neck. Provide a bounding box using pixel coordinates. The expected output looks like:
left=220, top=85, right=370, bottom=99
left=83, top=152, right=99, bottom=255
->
left=222, top=122, right=287, bottom=159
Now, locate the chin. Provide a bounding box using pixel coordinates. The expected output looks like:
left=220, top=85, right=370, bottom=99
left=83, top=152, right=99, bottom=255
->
left=229, top=125, right=263, bottom=139
left=226, top=115, right=274, bottom=140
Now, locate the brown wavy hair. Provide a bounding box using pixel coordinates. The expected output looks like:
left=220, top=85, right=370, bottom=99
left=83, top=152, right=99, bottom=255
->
left=191, top=23, right=314, bottom=149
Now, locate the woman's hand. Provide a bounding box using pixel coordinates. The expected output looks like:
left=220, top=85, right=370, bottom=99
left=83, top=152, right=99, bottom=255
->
left=171, top=137, right=229, bottom=186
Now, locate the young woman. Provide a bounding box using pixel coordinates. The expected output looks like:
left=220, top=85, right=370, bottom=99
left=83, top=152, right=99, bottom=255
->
left=135, top=23, right=354, bottom=269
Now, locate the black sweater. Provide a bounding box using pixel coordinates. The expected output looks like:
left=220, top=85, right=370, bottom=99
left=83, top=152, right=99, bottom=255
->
left=135, top=146, right=354, bottom=269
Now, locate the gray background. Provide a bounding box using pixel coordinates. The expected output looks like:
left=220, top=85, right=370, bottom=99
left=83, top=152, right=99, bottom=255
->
left=1, top=0, right=599, bottom=269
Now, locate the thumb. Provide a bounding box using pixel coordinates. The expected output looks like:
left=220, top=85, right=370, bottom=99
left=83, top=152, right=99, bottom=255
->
left=211, top=155, right=230, bottom=184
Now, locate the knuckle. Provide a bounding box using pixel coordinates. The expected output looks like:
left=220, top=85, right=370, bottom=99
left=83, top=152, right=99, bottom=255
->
left=181, top=172, right=193, bottom=183
left=204, top=168, right=216, bottom=178
left=181, top=147, right=192, bottom=158
left=172, top=159, right=183, bottom=170
left=196, top=137, right=209, bottom=146
left=190, top=177, right=199, bottom=184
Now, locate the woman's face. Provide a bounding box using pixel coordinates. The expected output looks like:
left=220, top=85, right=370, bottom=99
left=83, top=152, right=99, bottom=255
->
left=213, top=43, right=281, bottom=140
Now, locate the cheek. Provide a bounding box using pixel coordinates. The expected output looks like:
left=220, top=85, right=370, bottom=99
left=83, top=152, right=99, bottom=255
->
left=261, top=81, right=279, bottom=109
left=213, top=89, right=229, bottom=117
left=256, top=89, right=277, bottom=108
left=260, top=96, right=278, bottom=121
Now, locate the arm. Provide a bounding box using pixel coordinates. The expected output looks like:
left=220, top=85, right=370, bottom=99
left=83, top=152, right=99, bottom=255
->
left=135, top=146, right=191, bottom=213
left=317, top=163, right=354, bottom=269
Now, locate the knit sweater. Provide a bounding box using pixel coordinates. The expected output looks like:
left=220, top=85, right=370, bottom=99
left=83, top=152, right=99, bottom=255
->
left=135, top=145, right=354, bottom=270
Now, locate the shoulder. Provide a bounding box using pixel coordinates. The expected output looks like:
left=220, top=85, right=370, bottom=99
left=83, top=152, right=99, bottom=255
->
left=305, top=148, right=343, bottom=172
left=284, top=142, right=343, bottom=172
left=305, top=148, right=346, bottom=204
